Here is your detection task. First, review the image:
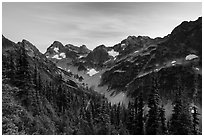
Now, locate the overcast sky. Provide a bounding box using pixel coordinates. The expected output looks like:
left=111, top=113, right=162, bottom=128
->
left=3, top=2, right=201, bottom=53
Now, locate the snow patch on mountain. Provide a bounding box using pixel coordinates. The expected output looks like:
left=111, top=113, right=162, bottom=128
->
left=121, top=43, right=125, bottom=46
left=108, top=50, right=119, bottom=57
left=59, top=52, right=66, bottom=58
left=154, top=68, right=161, bottom=72
left=185, top=54, right=198, bottom=60
left=79, top=54, right=87, bottom=58
left=171, top=61, right=176, bottom=64
left=52, top=54, right=62, bottom=60
left=121, top=43, right=126, bottom=50
left=53, top=47, right=59, bottom=53
left=195, top=67, right=199, bottom=71
left=79, top=55, right=84, bottom=58
left=57, top=66, right=63, bottom=69
left=114, top=70, right=126, bottom=73
left=87, top=68, right=99, bottom=76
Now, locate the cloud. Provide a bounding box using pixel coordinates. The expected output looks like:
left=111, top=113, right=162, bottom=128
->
left=3, top=2, right=201, bottom=52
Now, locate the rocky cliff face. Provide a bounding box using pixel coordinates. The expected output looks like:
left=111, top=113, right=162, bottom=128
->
left=100, top=17, right=202, bottom=106
left=45, top=41, right=91, bottom=60
left=2, top=36, right=83, bottom=89
left=19, top=17, right=200, bottom=106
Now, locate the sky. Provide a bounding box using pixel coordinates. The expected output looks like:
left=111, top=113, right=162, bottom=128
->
left=2, top=2, right=202, bottom=53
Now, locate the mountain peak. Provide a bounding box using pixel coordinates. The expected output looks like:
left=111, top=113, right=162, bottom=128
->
left=94, top=44, right=106, bottom=51
left=127, top=35, right=136, bottom=40
left=171, top=17, right=202, bottom=36
left=80, top=44, right=87, bottom=48
left=65, top=43, right=74, bottom=48
left=52, top=41, right=64, bottom=48
left=22, top=39, right=33, bottom=45
left=45, top=41, right=65, bottom=56
left=79, top=45, right=91, bottom=54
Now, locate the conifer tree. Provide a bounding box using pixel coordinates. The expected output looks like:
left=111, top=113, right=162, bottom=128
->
left=191, top=73, right=200, bottom=135
left=191, top=105, right=200, bottom=135
left=57, top=85, right=63, bottom=112
left=146, top=74, right=160, bottom=135
left=33, top=65, right=38, bottom=90
left=8, top=54, right=16, bottom=84
left=88, top=100, right=95, bottom=134
left=135, top=92, right=144, bottom=135
left=15, top=45, right=32, bottom=89
left=98, top=100, right=111, bottom=134
left=2, top=55, right=8, bottom=79
left=14, top=45, right=34, bottom=108
left=110, top=104, right=117, bottom=125
left=159, top=104, right=167, bottom=134
left=169, top=77, right=193, bottom=135
left=3, top=54, right=16, bottom=83
left=120, top=105, right=127, bottom=127
left=131, top=97, right=138, bottom=134
left=116, top=103, right=121, bottom=126
left=169, top=89, right=182, bottom=134
left=126, top=102, right=134, bottom=134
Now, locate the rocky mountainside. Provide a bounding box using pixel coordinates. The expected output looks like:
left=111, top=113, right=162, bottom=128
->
left=44, top=17, right=201, bottom=107
left=101, top=17, right=202, bottom=93
left=3, top=35, right=102, bottom=97
left=2, top=35, right=113, bottom=135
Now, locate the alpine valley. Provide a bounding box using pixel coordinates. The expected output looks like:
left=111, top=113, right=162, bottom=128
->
left=2, top=17, right=202, bottom=135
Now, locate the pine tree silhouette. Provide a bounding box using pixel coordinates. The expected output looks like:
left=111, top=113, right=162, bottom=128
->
left=159, top=104, right=167, bottom=134
left=191, top=105, right=200, bottom=135
left=135, top=92, right=144, bottom=134
left=146, top=74, right=160, bottom=135
left=169, top=77, right=193, bottom=135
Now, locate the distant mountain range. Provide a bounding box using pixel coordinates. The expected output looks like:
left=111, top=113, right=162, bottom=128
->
left=41, top=17, right=201, bottom=106
left=2, top=16, right=202, bottom=116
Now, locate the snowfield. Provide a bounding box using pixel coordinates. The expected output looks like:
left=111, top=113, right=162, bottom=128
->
left=121, top=43, right=126, bottom=50
left=52, top=54, right=62, bottom=60
left=185, top=54, right=198, bottom=60
left=108, top=50, right=119, bottom=57
left=195, top=67, right=199, bottom=71
left=50, top=52, right=66, bottom=59
left=171, top=61, right=176, bottom=66
left=79, top=54, right=88, bottom=58
left=79, top=55, right=84, bottom=58
left=53, top=47, right=59, bottom=53
left=59, top=52, right=66, bottom=58
left=87, top=68, right=99, bottom=76
left=121, top=43, right=126, bottom=47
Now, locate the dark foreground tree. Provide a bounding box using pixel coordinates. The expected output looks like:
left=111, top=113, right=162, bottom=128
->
left=159, top=105, right=167, bottom=134
left=146, top=74, right=160, bottom=135
left=191, top=105, right=200, bottom=135
left=168, top=78, right=193, bottom=135
left=135, top=92, right=144, bottom=134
